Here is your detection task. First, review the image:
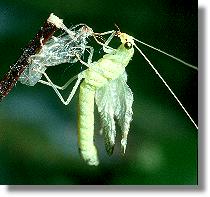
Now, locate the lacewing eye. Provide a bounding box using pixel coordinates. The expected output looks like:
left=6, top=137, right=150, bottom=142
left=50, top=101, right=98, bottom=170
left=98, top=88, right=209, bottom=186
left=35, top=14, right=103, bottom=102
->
left=124, top=41, right=132, bottom=49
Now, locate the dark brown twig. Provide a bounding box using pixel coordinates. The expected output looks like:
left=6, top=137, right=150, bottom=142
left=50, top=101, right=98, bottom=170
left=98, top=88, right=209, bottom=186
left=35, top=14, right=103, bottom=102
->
left=0, top=13, right=63, bottom=101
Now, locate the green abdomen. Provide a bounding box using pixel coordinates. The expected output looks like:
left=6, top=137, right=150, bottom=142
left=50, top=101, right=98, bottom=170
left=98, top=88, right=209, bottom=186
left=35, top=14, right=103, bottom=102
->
left=78, top=81, right=99, bottom=166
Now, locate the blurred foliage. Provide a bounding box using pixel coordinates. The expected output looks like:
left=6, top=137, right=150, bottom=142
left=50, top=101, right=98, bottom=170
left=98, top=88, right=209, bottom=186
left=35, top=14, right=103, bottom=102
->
left=0, top=0, right=197, bottom=184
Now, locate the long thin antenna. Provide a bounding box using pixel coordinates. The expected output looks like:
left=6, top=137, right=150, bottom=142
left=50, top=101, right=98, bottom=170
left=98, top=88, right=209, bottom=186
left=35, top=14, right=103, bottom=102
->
left=134, top=44, right=198, bottom=130
left=132, top=37, right=198, bottom=70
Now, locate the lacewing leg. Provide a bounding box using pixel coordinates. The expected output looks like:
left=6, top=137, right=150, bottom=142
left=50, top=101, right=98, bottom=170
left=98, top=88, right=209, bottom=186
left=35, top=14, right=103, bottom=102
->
left=0, top=13, right=62, bottom=101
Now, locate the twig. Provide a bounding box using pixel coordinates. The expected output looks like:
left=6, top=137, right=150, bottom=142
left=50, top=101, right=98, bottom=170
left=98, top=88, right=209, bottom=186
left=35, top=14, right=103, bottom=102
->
left=0, top=13, right=63, bottom=101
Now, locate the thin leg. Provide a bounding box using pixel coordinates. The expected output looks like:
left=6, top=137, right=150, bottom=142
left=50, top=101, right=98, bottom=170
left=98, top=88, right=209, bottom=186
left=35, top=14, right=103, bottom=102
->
left=42, top=72, right=84, bottom=105
left=75, top=56, right=106, bottom=86
left=85, top=46, right=94, bottom=64
left=92, top=33, right=116, bottom=53
left=64, top=74, right=83, bottom=105
left=94, top=30, right=115, bottom=36
left=102, top=31, right=116, bottom=53
left=75, top=54, right=90, bottom=68
left=38, top=74, right=78, bottom=90
left=104, top=31, right=115, bottom=45
left=93, top=30, right=116, bottom=54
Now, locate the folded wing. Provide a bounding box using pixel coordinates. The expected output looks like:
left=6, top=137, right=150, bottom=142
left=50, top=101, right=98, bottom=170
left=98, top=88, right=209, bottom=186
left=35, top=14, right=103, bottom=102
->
left=95, top=72, right=133, bottom=155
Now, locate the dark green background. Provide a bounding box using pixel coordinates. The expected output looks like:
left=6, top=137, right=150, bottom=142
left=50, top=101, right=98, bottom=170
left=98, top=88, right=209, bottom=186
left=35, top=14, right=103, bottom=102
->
left=0, top=0, right=197, bottom=184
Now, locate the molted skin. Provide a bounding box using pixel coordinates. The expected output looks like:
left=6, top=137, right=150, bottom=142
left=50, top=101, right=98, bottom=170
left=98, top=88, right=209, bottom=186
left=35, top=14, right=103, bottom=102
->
left=0, top=14, right=59, bottom=101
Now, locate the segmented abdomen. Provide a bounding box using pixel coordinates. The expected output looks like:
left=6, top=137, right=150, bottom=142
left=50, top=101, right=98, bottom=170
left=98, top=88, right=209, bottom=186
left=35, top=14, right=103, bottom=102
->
left=78, top=81, right=99, bottom=166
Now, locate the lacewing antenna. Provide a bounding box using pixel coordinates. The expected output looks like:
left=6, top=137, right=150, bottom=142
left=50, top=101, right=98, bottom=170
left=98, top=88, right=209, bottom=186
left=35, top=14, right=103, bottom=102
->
left=0, top=13, right=63, bottom=101
left=132, top=37, right=198, bottom=70
left=134, top=43, right=198, bottom=129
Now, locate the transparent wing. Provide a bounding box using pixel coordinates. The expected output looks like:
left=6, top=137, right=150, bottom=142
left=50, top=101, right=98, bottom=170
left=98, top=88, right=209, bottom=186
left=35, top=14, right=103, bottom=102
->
left=95, top=79, right=116, bottom=155
left=95, top=72, right=133, bottom=155
left=18, top=58, right=47, bottom=86
left=114, top=72, right=133, bottom=154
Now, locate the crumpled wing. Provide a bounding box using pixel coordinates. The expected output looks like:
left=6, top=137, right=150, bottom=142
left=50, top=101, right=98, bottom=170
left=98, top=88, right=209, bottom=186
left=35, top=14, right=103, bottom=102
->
left=95, top=78, right=116, bottom=155
left=95, top=72, right=133, bottom=155
left=18, top=57, right=47, bottom=86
